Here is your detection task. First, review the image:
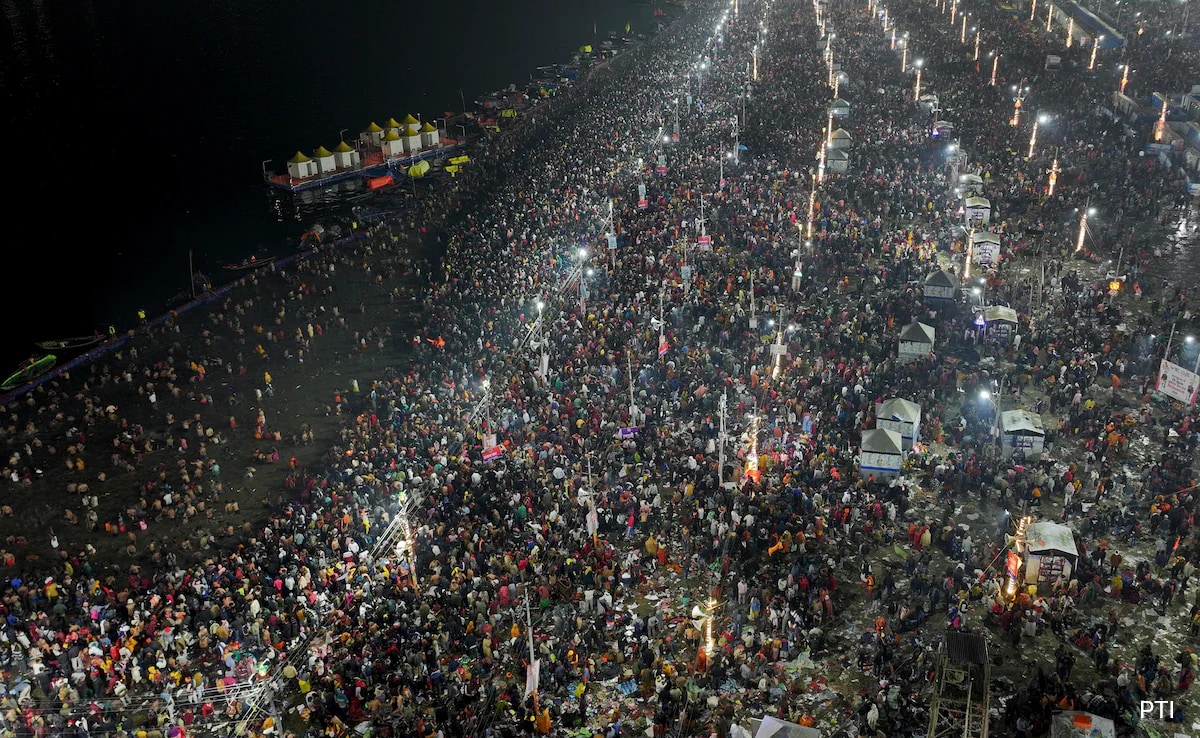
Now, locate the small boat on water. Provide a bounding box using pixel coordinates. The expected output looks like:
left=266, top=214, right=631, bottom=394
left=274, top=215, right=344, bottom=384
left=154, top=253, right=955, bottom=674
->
left=223, top=255, right=278, bottom=272
left=2, top=355, right=57, bottom=392
left=35, top=335, right=104, bottom=351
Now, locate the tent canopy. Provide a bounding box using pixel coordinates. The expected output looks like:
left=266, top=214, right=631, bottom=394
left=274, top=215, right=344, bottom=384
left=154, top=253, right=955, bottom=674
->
left=964, top=196, right=990, bottom=208
left=925, top=269, right=960, bottom=289
left=960, top=173, right=984, bottom=184
left=401, top=113, right=420, bottom=125
left=877, top=398, right=921, bottom=423
left=983, top=305, right=1018, bottom=324
left=971, top=230, right=1001, bottom=244
left=831, top=128, right=852, bottom=140
left=1026, top=521, right=1078, bottom=558
left=408, top=160, right=431, bottom=178
left=749, top=716, right=821, bottom=738
left=899, top=321, right=935, bottom=343
left=287, top=151, right=312, bottom=163
left=313, top=146, right=334, bottom=158
left=364, top=121, right=384, bottom=133
left=861, top=428, right=903, bottom=454
left=1001, top=409, right=1044, bottom=436
left=334, top=140, right=355, bottom=153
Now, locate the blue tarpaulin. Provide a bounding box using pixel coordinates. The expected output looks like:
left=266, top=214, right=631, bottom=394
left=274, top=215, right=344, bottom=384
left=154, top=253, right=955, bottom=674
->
left=1063, top=2, right=1125, bottom=48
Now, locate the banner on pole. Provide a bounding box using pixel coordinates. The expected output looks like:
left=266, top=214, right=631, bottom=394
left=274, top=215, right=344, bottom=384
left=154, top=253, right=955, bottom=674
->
left=482, top=445, right=504, bottom=462
left=524, top=660, right=540, bottom=699
left=586, top=510, right=599, bottom=534
left=616, top=426, right=640, bottom=439
left=658, top=337, right=669, bottom=357
left=1156, top=359, right=1199, bottom=405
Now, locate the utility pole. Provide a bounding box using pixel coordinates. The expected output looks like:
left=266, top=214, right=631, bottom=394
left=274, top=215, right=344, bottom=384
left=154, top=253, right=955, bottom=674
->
left=628, top=351, right=638, bottom=421
left=718, top=390, right=729, bottom=487
left=748, top=271, right=758, bottom=329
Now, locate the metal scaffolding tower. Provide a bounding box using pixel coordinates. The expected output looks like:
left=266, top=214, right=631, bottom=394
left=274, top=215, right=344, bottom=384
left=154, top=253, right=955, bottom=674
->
left=927, top=632, right=991, bottom=738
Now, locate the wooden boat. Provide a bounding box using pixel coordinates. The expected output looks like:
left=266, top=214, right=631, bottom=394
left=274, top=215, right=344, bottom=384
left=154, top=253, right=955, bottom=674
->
left=36, top=335, right=104, bottom=351
left=2, top=355, right=57, bottom=391
left=223, top=255, right=278, bottom=272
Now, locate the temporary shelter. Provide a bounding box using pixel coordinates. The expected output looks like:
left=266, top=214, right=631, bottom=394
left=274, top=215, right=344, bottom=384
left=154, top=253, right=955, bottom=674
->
left=286, top=151, right=316, bottom=180
left=1000, top=409, right=1045, bottom=459
left=419, top=121, right=439, bottom=148
left=826, top=149, right=849, bottom=174
left=731, top=716, right=822, bottom=738
left=983, top=305, right=1018, bottom=341
left=408, top=160, right=431, bottom=178
left=970, top=230, right=1002, bottom=266
left=875, top=398, right=921, bottom=450
left=382, top=130, right=405, bottom=158
left=829, top=128, right=852, bottom=150
left=923, top=269, right=959, bottom=301
left=362, top=121, right=385, bottom=145
left=332, top=140, right=361, bottom=169
left=919, top=94, right=939, bottom=114
left=312, top=146, right=336, bottom=174
left=404, top=125, right=423, bottom=153
left=384, top=117, right=404, bottom=133
left=1050, top=711, right=1114, bottom=738
left=898, top=321, right=935, bottom=364
left=1023, top=521, right=1077, bottom=585
left=830, top=98, right=850, bottom=117
left=958, top=172, right=984, bottom=194
left=964, top=196, right=991, bottom=225
left=860, top=429, right=903, bottom=480
left=400, top=113, right=420, bottom=127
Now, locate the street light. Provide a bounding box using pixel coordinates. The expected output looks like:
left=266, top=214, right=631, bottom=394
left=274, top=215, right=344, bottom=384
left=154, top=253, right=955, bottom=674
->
left=990, top=52, right=1000, bottom=85
left=1075, top=205, right=1096, bottom=253
left=913, top=59, right=924, bottom=100
left=1028, top=114, right=1049, bottom=159
left=1089, top=35, right=1103, bottom=70
left=1119, top=63, right=1131, bottom=95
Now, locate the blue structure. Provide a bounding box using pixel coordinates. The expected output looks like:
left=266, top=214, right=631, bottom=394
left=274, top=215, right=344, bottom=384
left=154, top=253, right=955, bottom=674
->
left=1064, top=2, right=1126, bottom=48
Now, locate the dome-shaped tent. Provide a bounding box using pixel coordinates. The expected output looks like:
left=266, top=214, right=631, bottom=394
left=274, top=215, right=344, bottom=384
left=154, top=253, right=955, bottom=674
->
left=419, top=121, right=439, bottom=148
left=286, top=151, right=316, bottom=179
left=382, top=129, right=405, bottom=158
left=333, top=140, right=360, bottom=169
left=312, top=145, right=336, bottom=174
left=363, top=121, right=385, bottom=146
left=403, top=124, right=422, bottom=153
left=401, top=113, right=420, bottom=126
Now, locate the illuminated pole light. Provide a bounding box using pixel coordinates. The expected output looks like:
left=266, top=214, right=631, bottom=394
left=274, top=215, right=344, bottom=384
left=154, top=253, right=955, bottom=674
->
left=1066, top=17, right=1074, bottom=46
left=1075, top=207, right=1092, bottom=253
left=914, top=62, right=923, bottom=100
left=901, top=39, right=908, bottom=71
left=990, top=53, right=1000, bottom=85
left=961, top=15, right=968, bottom=43
left=826, top=110, right=834, bottom=147
left=1048, top=157, right=1060, bottom=195
left=891, top=28, right=897, bottom=49
left=817, top=136, right=827, bottom=183
left=1046, top=4, right=1053, bottom=32
left=1155, top=100, right=1168, bottom=141
left=1027, top=116, right=1046, bottom=160
left=1030, top=0, right=1037, bottom=22
left=964, top=227, right=974, bottom=280
left=950, top=1, right=957, bottom=26
left=1119, top=63, right=1130, bottom=95
left=834, top=72, right=842, bottom=98
left=974, top=29, right=981, bottom=60
left=752, top=46, right=758, bottom=80
left=1011, top=91, right=1022, bottom=127
left=806, top=175, right=817, bottom=241
left=1088, top=35, right=1103, bottom=70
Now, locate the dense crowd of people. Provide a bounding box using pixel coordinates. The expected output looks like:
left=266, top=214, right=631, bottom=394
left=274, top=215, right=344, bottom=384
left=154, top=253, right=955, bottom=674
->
left=0, top=0, right=1197, bottom=737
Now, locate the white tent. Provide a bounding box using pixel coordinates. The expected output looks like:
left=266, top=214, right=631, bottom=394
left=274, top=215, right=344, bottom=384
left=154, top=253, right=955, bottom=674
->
left=924, top=269, right=959, bottom=301
left=1025, top=521, right=1077, bottom=586
left=1000, top=409, right=1045, bottom=459
left=983, top=305, right=1019, bottom=342
left=964, top=196, right=991, bottom=225
left=826, top=148, right=849, bottom=173
left=1050, top=711, right=1114, bottom=738
left=741, top=716, right=822, bottom=738
left=830, top=98, right=850, bottom=117
left=970, top=230, right=1002, bottom=265
left=958, top=172, right=984, bottom=194
left=875, top=398, right=921, bottom=449
left=860, top=428, right=903, bottom=480
left=898, top=321, right=935, bottom=364
left=830, top=128, right=853, bottom=150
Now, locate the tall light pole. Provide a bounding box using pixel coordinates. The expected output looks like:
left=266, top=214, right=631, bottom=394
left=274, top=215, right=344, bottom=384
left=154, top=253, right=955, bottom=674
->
left=961, top=15, right=968, bottom=42
left=913, top=59, right=924, bottom=100
left=1047, top=155, right=1060, bottom=195
left=1030, top=0, right=1037, bottom=22
left=1088, top=35, right=1103, bottom=69
left=1046, top=3, right=1053, bottom=32
left=577, top=247, right=589, bottom=316
left=990, top=53, right=1000, bottom=85
left=1065, top=17, right=1075, bottom=46
left=974, top=28, right=981, bottom=60
left=752, top=45, right=759, bottom=81
left=1028, top=114, right=1048, bottom=159
left=901, top=37, right=909, bottom=72
left=1075, top=204, right=1095, bottom=253
left=1119, top=63, right=1130, bottom=95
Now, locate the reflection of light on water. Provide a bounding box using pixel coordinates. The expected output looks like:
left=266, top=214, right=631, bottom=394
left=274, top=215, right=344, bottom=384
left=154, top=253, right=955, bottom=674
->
left=1141, top=205, right=1200, bottom=285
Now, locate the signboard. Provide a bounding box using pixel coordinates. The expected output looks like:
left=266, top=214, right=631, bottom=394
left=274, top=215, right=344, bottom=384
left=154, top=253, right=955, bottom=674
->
left=681, top=265, right=692, bottom=281
left=658, top=337, right=669, bottom=357
left=616, top=426, right=640, bottom=438
left=1005, top=551, right=1021, bottom=580
left=1156, top=359, right=1199, bottom=405
left=524, top=660, right=540, bottom=699
left=802, top=413, right=813, bottom=435
left=638, top=183, right=647, bottom=200
left=607, top=234, right=618, bottom=250
left=482, top=445, right=504, bottom=462
left=656, top=166, right=668, bottom=175
left=586, top=510, right=598, bottom=534
left=769, top=344, right=787, bottom=355
left=638, top=199, right=649, bottom=209
left=697, top=234, right=711, bottom=247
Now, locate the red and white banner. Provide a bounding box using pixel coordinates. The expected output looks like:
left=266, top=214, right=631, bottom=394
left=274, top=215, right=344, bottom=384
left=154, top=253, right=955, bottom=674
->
left=658, top=336, right=669, bottom=358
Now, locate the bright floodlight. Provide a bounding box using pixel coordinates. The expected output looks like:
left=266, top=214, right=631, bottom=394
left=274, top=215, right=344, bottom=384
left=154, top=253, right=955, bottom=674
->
left=578, top=247, right=588, bottom=259
left=979, top=390, right=991, bottom=399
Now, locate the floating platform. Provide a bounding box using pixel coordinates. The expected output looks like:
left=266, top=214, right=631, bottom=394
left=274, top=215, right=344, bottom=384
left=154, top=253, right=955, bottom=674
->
left=264, top=138, right=463, bottom=194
